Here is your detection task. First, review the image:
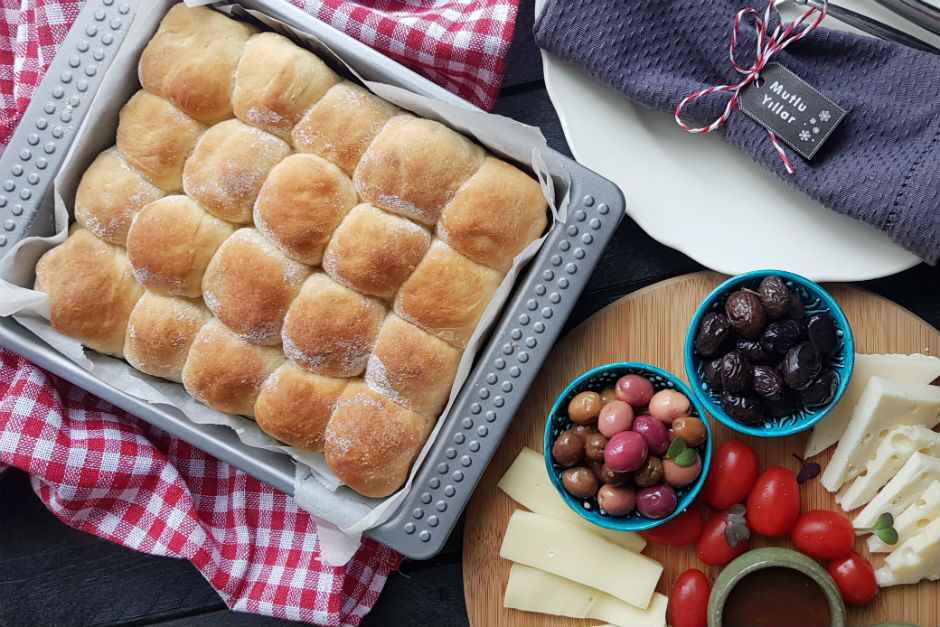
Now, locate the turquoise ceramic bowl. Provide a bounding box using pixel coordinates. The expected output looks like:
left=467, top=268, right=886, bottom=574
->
left=684, top=270, right=854, bottom=437
left=544, top=362, right=712, bottom=531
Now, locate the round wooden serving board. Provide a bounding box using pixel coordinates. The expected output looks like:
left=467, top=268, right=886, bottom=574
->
left=464, top=271, right=940, bottom=627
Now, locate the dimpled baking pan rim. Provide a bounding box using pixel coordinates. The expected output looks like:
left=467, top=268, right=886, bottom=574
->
left=0, top=0, right=624, bottom=559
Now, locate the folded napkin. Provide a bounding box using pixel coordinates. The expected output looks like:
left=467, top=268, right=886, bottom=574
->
left=534, top=0, right=940, bottom=264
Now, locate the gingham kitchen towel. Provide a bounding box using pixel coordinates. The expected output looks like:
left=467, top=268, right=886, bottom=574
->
left=0, top=348, right=403, bottom=626
left=0, top=0, right=518, bottom=148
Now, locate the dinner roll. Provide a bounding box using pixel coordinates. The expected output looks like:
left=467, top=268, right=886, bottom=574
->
left=139, top=4, right=256, bottom=123
left=254, top=361, right=347, bottom=453
left=116, top=90, right=206, bottom=192
left=202, top=228, right=309, bottom=345
left=292, top=81, right=398, bottom=174
left=366, top=314, right=461, bottom=416
left=182, top=319, right=284, bottom=416
left=74, top=148, right=165, bottom=245
left=394, top=240, right=502, bottom=348
left=438, top=157, right=548, bottom=272
left=323, top=204, right=431, bottom=300
left=324, top=382, right=431, bottom=498
left=282, top=273, right=385, bottom=377
left=253, top=153, right=356, bottom=265
left=34, top=228, right=143, bottom=357
left=353, top=115, right=485, bottom=225
left=125, top=195, right=235, bottom=298
left=183, top=119, right=290, bottom=224
left=124, top=291, right=211, bottom=382
left=232, top=32, right=337, bottom=141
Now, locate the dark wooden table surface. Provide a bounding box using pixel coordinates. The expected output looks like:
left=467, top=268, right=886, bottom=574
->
left=1, top=2, right=938, bottom=625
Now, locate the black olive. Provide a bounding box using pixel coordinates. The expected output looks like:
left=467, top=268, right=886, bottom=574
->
left=704, top=357, right=723, bottom=389
left=760, top=319, right=805, bottom=354
left=788, top=292, right=805, bottom=320
left=758, top=276, right=791, bottom=319
left=725, top=289, right=766, bottom=340
left=766, top=390, right=801, bottom=418
left=799, top=369, right=839, bottom=406
left=720, top=350, right=752, bottom=393
left=781, top=341, right=822, bottom=390
left=735, top=337, right=775, bottom=365
left=806, top=313, right=839, bottom=355
left=720, top=391, right=764, bottom=424
left=694, top=312, right=733, bottom=357
left=752, top=365, right=785, bottom=398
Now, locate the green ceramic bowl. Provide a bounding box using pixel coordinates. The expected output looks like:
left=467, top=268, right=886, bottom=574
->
left=708, top=547, right=846, bottom=627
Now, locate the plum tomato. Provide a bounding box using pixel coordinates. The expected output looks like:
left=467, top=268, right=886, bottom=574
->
left=828, top=552, right=878, bottom=605
left=696, top=511, right=750, bottom=566
left=639, top=503, right=703, bottom=546
left=747, top=466, right=801, bottom=537
left=703, top=439, right=758, bottom=510
left=791, top=510, right=854, bottom=560
left=669, top=569, right=711, bottom=627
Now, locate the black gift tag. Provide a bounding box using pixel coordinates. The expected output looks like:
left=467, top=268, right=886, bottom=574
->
left=738, top=63, right=846, bottom=160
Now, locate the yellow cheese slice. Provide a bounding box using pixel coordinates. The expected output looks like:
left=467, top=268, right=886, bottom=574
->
left=875, top=518, right=940, bottom=586
left=869, top=480, right=940, bottom=553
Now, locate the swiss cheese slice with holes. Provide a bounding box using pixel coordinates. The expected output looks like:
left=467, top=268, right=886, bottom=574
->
left=869, top=480, right=940, bottom=553
left=875, top=518, right=940, bottom=586
left=853, top=451, right=940, bottom=528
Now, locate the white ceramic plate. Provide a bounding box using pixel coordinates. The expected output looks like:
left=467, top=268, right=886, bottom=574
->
left=535, top=0, right=939, bottom=281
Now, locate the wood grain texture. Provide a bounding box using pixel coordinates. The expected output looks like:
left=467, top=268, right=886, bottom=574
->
left=463, top=271, right=940, bottom=627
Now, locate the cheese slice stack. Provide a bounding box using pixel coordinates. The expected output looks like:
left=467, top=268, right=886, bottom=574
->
left=869, top=480, right=940, bottom=553
left=875, top=518, right=940, bottom=587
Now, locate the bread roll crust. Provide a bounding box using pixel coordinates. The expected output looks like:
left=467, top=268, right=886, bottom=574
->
left=124, top=292, right=211, bottom=382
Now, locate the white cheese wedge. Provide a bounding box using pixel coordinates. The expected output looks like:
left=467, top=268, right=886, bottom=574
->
left=869, top=480, right=940, bottom=553
left=498, top=447, right=646, bottom=553
left=836, top=425, right=940, bottom=511
left=875, top=518, right=940, bottom=587
left=504, top=563, right=668, bottom=627
left=499, top=510, right=662, bottom=610
left=853, top=452, right=940, bottom=528
left=820, top=377, right=940, bottom=492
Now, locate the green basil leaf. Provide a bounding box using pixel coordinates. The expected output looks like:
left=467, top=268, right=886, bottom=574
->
left=666, top=437, right=687, bottom=460
left=875, top=512, right=894, bottom=530
left=874, top=526, right=899, bottom=546
left=674, top=448, right=697, bottom=467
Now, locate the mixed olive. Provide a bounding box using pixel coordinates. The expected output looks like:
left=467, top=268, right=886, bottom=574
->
left=551, top=373, right=707, bottom=519
left=692, top=275, right=841, bottom=424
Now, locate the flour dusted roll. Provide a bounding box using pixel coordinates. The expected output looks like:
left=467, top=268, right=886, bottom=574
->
left=323, top=204, right=431, bottom=300
left=438, top=157, right=548, bottom=272
left=139, top=4, right=256, bottom=123
left=254, top=362, right=347, bottom=453
left=325, top=382, right=431, bottom=498
left=124, top=292, right=211, bottom=382
left=116, top=90, right=206, bottom=192
left=182, top=319, right=284, bottom=416
left=34, top=228, right=143, bottom=357
left=183, top=119, right=290, bottom=224
left=202, top=228, right=309, bottom=345
left=253, top=153, right=356, bottom=265
left=125, top=195, right=235, bottom=298
left=394, top=240, right=503, bottom=348
left=232, top=32, right=337, bottom=142
left=292, top=81, right=398, bottom=174
left=282, top=273, right=386, bottom=377
left=74, top=148, right=165, bottom=245
left=353, top=115, right=485, bottom=225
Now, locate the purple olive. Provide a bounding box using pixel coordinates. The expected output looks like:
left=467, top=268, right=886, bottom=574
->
left=806, top=313, right=839, bottom=354
left=604, top=431, right=648, bottom=472
left=636, top=485, right=678, bottom=519
left=632, top=415, right=671, bottom=456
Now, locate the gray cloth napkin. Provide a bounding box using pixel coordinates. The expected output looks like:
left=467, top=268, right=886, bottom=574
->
left=534, top=0, right=940, bottom=264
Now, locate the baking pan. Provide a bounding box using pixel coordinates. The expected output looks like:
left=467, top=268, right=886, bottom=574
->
left=0, top=0, right=624, bottom=559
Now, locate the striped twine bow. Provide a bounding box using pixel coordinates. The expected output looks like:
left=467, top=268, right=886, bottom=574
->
left=674, top=0, right=828, bottom=174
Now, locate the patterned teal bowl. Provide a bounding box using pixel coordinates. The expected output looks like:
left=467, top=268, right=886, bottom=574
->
left=684, top=270, right=854, bottom=438
left=544, top=362, right=712, bottom=531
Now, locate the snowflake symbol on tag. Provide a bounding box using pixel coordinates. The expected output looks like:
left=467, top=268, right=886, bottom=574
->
left=799, top=130, right=812, bottom=141
left=813, top=127, right=820, bottom=134
left=819, top=110, right=831, bottom=122
left=810, top=118, right=817, bottom=124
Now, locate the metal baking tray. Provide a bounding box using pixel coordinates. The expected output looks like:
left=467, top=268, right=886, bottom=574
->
left=0, top=0, right=624, bottom=559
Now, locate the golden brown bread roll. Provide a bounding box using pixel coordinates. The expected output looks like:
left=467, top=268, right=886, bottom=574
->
left=34, top=228, right=144, bottom=357
left=438, top=157, right=548, bottom=272
left=254, top=361, right=347, bottom=453
left=282, top=273, right=386, bottom=377
left=292, top=81, right=398, bottom=174
left=353, top=115, right=485, bottom=225
left=394, top=240, right=503, bottom=348
left=323, top=204, right=431, bottom=300
left=253, top=153, right=356, bottom=265
left=181, top=318, right=284, bottom=416
left=324, top=382, right=431, bottom=498
left=124, top=291, right=211, bottom=382
left=139, top=4, right=256, bottom=123
left=365, top=314, right=461, bottom=416
left=183, top=119, right=291, bottom=224
left=202, top=228, right=309, bottom=345
left=116, top=90, right=206, bottom=192
left=232, top=32, right=338, bottom=142
left=125, top=195, right=235, bottom=298
left=74, top=148, right=165, bottom=245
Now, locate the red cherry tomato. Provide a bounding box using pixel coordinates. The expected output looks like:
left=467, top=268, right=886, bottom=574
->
left=828, top=551, right=878, bottom=605
left=746, top=465, right=800, bottom=537
left=696, top=511, right=750, bottom=566
left=669, top=569, right=711, bottom=627
left=639, top=504, right=703, bottom=546
left=703, top=439, right=758, bottom=510
left=791, top=509, right=855, bottom=560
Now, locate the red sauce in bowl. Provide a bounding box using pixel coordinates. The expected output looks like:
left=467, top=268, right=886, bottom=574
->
left=722, top=567, right=831, bottom=627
